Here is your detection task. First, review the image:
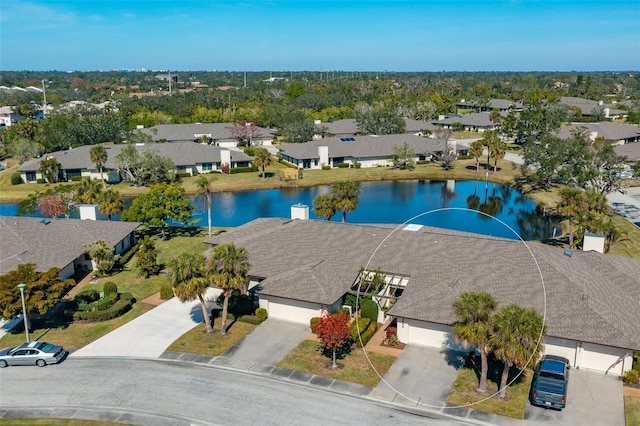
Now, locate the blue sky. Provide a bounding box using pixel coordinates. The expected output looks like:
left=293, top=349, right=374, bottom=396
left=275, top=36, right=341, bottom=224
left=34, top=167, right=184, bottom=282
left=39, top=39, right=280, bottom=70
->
left=1, top=1, right=639, bottom=71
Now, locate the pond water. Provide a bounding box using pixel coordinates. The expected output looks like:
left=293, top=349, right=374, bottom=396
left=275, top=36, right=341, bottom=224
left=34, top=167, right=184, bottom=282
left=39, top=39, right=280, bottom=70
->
left=0, top=179, right=558, bottom=241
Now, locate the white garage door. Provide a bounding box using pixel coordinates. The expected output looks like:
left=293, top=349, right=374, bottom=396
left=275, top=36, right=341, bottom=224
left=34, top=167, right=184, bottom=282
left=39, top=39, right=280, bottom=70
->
left=266, top=296, right=321, bottom=324
left=581, top=343, right=628, bottom=375
left=544, top=337, right=577, bottom=366
left=401, top=320, right=467, bottom=352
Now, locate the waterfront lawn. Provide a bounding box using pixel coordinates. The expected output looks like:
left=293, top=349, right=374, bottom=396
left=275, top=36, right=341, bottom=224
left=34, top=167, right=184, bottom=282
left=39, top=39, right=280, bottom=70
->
left=278, top=339, right=396, bottom=387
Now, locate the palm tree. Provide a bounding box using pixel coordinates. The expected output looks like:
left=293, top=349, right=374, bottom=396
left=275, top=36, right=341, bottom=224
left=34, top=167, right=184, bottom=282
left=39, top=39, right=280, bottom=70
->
left=491, top=139, right=507, bottom=172
left=195, top=175, right=216, bottom=237
left=98, top=188, right=124, bottom=221
left=207, top=243, right=250, bottom=335
left=89, top=144, right=108, bottom=189
left=557, top=187, right=585, bottom=247
left=453, top=291, right=497, bottom=394
left=480, top=130, right=499, bottom=171
left=313, top=193, right=335, bottom=221
left=490, top=304, right=546, bottom=398
left=169, top=252, right=214, bottom=333
left=253, top=148, right=271, bottom=179
left=331, top=181, right=361, bottom=223
left=75, top=178, right=103, bottom=204
left=469, top=140, right=484, bottom=172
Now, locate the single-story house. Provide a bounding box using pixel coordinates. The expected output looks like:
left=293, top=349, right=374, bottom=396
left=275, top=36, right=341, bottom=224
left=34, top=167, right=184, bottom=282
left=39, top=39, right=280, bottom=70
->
left=556, top=122, right=640, bottom=145
left=0, top=106, right=45, bottom=127
left=17, top=142, right=252, bottom=183
left=434, top=112, right=505, bottom=132
left=614, top=142, right=640, bottom=163
left=319, top=118, right=439, bottom=138
left=206, top=217, right=640, bottom=376
left=456, top=98, right=523, bottom=113
left=0, top=216, right=140, bottom=280
left=560, top=97, right=628, bottom=120
left=278, top=134, right=461, bottom=169
left=137, top=123, right=275, bottom=147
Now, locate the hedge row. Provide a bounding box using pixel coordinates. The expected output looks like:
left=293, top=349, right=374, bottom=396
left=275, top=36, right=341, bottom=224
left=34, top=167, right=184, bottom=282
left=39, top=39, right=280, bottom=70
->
left=351, top=317, right=377, bottom=347
left=229, top=165, right=259, bottom=174
left=237, top=315, right=264, bottom=325
left=73, top=292, right=134, bottom=322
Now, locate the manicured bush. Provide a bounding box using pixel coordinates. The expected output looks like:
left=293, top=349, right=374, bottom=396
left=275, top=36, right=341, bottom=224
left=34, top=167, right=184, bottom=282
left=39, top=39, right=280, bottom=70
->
left=36, top=178, right=46, bottom=184
left=73, top=292, right=134, bottom=322
left=623, top=369, right=639, bottom=385
left=229, top=165, right=259, bottom=174
left=117, top=243, right=139, bottom=268
left=310, top=316, right=321, bottom=333
left=353, top=162, right=362, bottom=169
left=357, top=321, right=378, bottom=347
left=321, top=165, right=331, bottom=170
left=160, top=284, right=174, bottom=299
left=337, top=162, right=349, bottom=168
left=70, top=176, right=83, bottom=182
left=360, top=299, right=379, bottom=322
left=11, top=173, right=22, bottom=185
left=416, top=160, right=429, bottom=165
left=103, top=282, right=118, bottom=296
left=349, top=317, right=371, bottom=342
left=237, top=315, right=263, bottom=325
left=176, top=172, right=192, bottom=178
left=343, top=293, right=371, bottom=311
left=256, top=307, right=268, bottom=321
left=243, top=147, right=255, bottom=156
left=93, top=291, right=118, bottom=311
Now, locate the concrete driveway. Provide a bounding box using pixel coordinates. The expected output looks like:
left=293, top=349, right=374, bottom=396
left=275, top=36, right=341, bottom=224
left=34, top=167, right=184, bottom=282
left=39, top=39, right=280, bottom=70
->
left=70, top=297, right=205, bottom=358
left=221, top=318, right=310, bottom=366
left=524, top=368, right=624, bottom=426
left=372, top=345, right=466, bottom=409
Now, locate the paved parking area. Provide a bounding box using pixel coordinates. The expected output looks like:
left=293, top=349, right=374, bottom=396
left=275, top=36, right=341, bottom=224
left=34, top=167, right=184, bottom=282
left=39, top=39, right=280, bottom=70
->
left=524, top=368, right=624, bottom=426
left=221, top=318, right=310, bottom=365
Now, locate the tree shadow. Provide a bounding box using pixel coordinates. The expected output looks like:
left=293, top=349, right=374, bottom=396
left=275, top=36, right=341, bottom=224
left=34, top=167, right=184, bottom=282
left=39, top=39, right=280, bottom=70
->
left=463, top=352, right=527, bottom=387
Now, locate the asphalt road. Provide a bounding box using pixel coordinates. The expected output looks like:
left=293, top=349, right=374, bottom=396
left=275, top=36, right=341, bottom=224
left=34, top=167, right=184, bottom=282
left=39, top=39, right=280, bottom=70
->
left=0, top=358, right=477, bottom=426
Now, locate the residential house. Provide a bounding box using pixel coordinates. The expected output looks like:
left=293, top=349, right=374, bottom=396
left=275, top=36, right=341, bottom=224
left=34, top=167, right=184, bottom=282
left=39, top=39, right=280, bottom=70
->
left=0, top=106, right=44, bottom=128
left=615, top=142, right=640, bottom=163
left=137, top=123, right=275, bottom=147
left=17, top=142, right=252, bottom=183
left=456, top=98, right=523, bottom=113
left=556, top=122, right=640, bottom=145
left=206, top=218, right=640, bottom=376
left=320, top=118, right=439, bottom=138
left=278, top=134, right=460, bottom=169
left=434, top=112, right=505, bottom=132
left=560, top=97, right=628, bottom=120
left=0, top=216, right=139, bottom=279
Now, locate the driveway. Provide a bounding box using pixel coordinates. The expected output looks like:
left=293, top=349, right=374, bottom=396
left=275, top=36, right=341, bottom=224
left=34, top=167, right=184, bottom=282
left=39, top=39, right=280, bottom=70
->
left=221, top=318, right=310, bottom=366
left=372, top=345, right=466, bottom=409
left=70, top=297, right=205, bottom=358
left=524, top=368, right=624, bottom=426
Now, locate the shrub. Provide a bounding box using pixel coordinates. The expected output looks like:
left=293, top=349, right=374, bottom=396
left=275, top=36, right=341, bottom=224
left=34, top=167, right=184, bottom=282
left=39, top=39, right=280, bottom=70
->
left=160, top=284, right=174, bottom=299
left=70, top=176, right=83, bottom=182
left=256, top=307, right=268, bottom=321
left=416, top=160, right=429, bottom=165
left=229, top=165, right=259, bottom=174
left=215, top=289, right=253, bottom=316
left=360, top=299, right=379, bottom=322
left=73, top=292, right=134, bottom=322
left=237, top=315, right=263, bottom=325
left=385, top=326, right=397, bottom=340
left=385, top=326, right=399, bottom=346
left=349, top=317, right=371, bottom=342
left=321, top=165, right=331, bottom=170
left=337, top=162, right=349, bottom=168
left=176, top=172, right=192, bottom=178
left=93, top=291, right=118, bottom=311
left=243, top=147, right=255, bottom=156
left=310, top=316, right=321, bottom=333
left=343, top=293, right=371, bottom=311
left=36, top=178, right=46, bottom=184
left=11, top=173, right=23, bottom=185
left=103, top=282, right=118, bottom=296
left=623, top=369, right=639, bottom=385
left=116, top=243, right=139, bottom=268
left=353, top=162, right=361, bottom=169
left=351, top=319, right=377, bottom=347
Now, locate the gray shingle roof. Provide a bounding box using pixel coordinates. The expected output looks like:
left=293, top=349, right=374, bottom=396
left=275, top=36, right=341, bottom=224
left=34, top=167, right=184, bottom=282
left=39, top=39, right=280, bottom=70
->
left=278, top=134, right=452, bottom=161
left=556, top=122, right=640, bottom=142
left=435, top=112, right=504, bottom=128
left=0, top=217, right=140, bottom=274
left=206, top=218, right=640, bottom=350
left=17, top=143, right=252, bottom=172
left=560, top=97, right=627, bottom=116
left=614, top=142, right=640, bottom=162
left=323, top=118, right=437, bottom=137
left=138, top=123, right=274, bottom=142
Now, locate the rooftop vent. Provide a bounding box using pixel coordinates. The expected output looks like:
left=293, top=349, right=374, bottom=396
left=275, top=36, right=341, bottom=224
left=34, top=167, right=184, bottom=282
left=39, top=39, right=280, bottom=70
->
left=40, top=219, right=51, bottom=225
left=403, top=224, right=423, bottom=232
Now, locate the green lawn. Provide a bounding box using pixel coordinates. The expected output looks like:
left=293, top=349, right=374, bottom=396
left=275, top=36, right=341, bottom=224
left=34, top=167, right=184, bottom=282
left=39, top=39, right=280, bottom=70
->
left=278, top=339, right=396, bottom=387
left=166, top=320, right=257, bottom=356
left=446, top=364, right=532, bottom=419
left=626, top=394, right=640, bottom=426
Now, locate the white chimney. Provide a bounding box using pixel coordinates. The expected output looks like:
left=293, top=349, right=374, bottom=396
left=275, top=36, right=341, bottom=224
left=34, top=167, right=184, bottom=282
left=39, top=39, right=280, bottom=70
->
left=291, top=203, right=309, bottom=220
left=318, top=146, right=329, bottom=167
left=583, top=233, right=605, bottom=254
left=220, top=149, right=231, bottom=168
left=604, top=108, right=610, bottom=118
left=79, top=204, right=107, bottom=221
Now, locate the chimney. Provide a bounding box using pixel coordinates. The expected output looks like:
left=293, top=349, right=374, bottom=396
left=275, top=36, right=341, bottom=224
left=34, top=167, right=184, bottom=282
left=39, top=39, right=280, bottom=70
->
left=291, top=204, right=309, bottom=220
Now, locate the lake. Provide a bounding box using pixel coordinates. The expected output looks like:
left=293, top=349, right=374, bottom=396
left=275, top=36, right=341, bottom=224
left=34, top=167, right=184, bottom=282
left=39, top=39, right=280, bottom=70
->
left=0, top=179, right=557, bottom=240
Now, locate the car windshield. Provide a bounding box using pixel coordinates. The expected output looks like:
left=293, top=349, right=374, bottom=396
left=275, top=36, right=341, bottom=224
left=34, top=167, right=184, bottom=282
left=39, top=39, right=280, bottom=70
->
left=35, top=342, right=55, bottom=352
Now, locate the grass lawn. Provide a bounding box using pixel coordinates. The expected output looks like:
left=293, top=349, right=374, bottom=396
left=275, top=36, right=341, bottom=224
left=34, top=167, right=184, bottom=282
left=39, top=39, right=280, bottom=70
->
left=0, top=420, right=129, bottom=426
left=278, top=339, right=396, bottom=387
left=0, top=228, right=209, bottom=351
left=166, top=320, right=257, bottom=357
left=626, top=394, right=640, bottom=426
left=446, top=364, right=533, bottom=419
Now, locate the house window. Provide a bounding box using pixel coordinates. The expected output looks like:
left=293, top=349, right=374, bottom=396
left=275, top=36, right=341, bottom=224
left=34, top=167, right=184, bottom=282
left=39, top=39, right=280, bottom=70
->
left=26, top=172, right=36, bottom=182
left=203, top=163, right=212, bottom=171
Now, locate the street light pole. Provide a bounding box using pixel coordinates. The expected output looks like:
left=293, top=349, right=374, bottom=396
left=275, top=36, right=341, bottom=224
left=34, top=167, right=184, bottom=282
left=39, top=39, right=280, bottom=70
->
left=17, top=283, right=30, bottom=342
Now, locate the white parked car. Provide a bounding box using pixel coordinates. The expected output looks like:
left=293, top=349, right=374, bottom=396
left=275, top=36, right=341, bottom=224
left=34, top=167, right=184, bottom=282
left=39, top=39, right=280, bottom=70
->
left=0, top=341, right=66, bottom=367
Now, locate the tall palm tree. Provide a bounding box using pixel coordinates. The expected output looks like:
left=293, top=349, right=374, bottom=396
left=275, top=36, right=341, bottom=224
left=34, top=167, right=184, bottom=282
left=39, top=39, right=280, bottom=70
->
left=208, top=243, right=250, bottom=335
left=75, top=177, right=103, bottom=204
left=452, top=291, right=497, bottom=394
left=469, top=140, right=484, bottom=172
left=195, top=175, right=216, bottom=237
left=313, top=193, right=335, bottom=221
left=331, top=181, right=360, bottom=223
left=253, top=148, right=271, bottom=179
left=491, top=139, right=507, bottom=172
left=557, top=187, right=585, bottom=247
left=169, top=252, right=213, bottom=333
left=480, top=130, right=499, bottom=171
left=89, top=144, right=108, bottom=189
left=98, top=188, right=124, bottom=221
left=490, top=304, right=546, bottom=398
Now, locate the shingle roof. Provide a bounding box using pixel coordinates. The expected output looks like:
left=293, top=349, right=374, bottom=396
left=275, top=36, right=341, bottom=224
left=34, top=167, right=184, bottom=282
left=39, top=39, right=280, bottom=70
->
left=435, top=112, right=505, bottom=127
left=556, top=122, right=640, bottom=142
left=278, top=134, right=453, bottom=161
left=17, top=143, right=252, bottom=172
left=560, top=97, right=627, bottom=116
left=323, top=118, right=438, bottom=136
left=0, top=217, right=140, bottom=274
left=138, top=123, right=274, bottom=142
left=206, top=218, right=640, bottom=350
left=614, top=142, right=640, bottom=162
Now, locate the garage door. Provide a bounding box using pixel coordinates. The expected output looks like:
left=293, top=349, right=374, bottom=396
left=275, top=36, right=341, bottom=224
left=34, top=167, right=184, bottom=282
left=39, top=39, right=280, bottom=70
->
left=544, top=337, right=577, bottom=366
left=581, top=343, right=628, bottom=375
left=402, top=320, right=467, bottom=352
left=266, top=296, right=321, bottom=324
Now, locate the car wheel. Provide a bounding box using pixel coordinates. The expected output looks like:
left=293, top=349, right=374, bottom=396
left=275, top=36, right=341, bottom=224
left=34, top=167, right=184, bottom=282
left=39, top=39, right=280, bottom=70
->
left=0, top=360, right=7, bottom=368
left=36, top=359, right=46, bottom=367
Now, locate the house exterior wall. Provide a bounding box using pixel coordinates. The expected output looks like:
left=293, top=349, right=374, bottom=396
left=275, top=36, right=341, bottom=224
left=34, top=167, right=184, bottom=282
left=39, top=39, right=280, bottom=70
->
left=580, top=342, right=630, bottom=375
left=58, top=262, right=76, bottom=280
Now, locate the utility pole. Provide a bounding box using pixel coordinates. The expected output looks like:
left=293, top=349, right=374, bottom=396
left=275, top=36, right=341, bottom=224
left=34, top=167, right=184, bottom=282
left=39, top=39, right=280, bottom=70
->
left=168, top=70, right=172, bottom=95
left=244, top=71, right=246, bottom=88
left=41, top=79, right=47, bottom=118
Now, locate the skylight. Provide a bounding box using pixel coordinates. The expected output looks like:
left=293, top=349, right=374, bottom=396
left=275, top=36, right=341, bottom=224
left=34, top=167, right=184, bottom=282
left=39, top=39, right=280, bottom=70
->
left=339, top=137, right=356, bottom=142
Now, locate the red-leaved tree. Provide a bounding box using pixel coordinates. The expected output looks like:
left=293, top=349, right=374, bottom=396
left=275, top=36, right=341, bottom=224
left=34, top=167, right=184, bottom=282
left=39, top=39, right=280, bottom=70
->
left=315, top=310, right=352, bottom=369
left=38, top=194, right=65, bottom=218
left=227, top=121, right=261, bottom=147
